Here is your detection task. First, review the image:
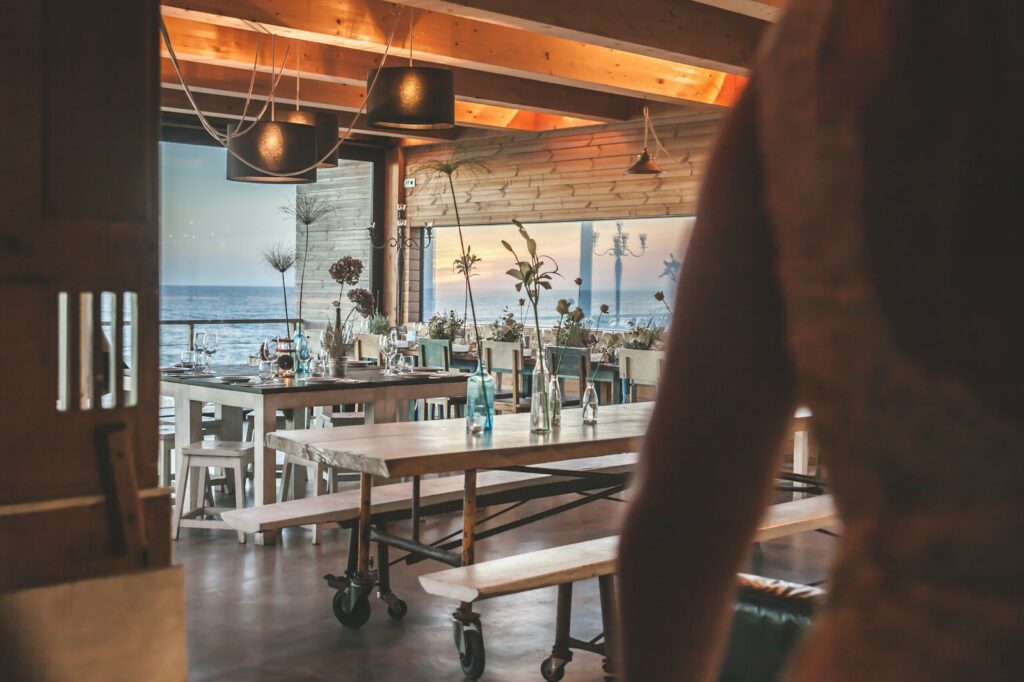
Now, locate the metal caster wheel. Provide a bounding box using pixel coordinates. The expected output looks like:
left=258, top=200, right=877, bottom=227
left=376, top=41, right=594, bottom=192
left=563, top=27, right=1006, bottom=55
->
left=385, top=597, right=408, bottom=620
left=540, top=657, right=566, bottom=681
left=332, top=591, right=371, bottom=630
left=459, top=629, right=486, bottom=679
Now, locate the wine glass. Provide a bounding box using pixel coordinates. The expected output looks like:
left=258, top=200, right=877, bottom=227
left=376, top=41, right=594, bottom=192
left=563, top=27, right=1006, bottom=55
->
left=204, top=332, right=218, bottom=372
left=380, top=334, right=397, bottom=375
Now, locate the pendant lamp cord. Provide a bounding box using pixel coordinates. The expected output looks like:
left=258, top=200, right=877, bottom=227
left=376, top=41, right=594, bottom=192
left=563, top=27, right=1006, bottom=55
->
left=270, top=35, right=276, bottom=121
left=409, top=7, right=414, bottom=67
left=296, top=40, right=301, bottom=110
left=160, top=6, right=405, bottom=176
left=643, top=102, right=696, bottom=176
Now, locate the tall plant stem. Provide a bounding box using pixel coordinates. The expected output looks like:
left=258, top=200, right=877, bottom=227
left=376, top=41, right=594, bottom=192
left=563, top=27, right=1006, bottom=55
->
left=297, top=224, right=310, bottom=330
left=532, top=301, right=550, bottom=429
left=448, top=174, right=492, bottom=412
left=280, top=272, right=291, bottom=337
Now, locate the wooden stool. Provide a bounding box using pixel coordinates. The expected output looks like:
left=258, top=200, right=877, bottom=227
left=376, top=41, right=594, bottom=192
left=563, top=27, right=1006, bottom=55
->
left=172, top=441, right=254, bottom=543
left=158, top=426, right=175, bottom=488
left=279, top=455, right=353, bottom=544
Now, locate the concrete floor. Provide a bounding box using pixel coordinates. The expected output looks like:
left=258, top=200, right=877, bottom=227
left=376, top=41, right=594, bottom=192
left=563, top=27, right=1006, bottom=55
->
left=173, top=487, right=836, bottom=681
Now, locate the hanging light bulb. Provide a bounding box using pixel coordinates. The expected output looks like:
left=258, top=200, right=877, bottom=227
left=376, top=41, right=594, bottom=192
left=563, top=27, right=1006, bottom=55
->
left=366, top=8, right=454, bottom=129
left=279, top=43, right=339, bottom=168
left=227, top=36, right=318, bottom=184
left=625, top=103, right=665, bottom=175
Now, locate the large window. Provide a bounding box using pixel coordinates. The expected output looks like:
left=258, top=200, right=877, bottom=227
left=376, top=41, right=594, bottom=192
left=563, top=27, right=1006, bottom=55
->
left=159, top=142, right=297, bottom=365
left=424, top=217, right=694, bottom=328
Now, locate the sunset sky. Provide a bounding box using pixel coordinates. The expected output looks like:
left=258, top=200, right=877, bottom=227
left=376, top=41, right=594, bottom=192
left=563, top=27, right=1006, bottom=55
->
left=432, top=217, right=695, bottom=297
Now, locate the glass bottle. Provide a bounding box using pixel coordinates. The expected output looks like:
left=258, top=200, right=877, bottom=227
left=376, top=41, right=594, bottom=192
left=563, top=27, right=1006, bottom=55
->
left=293, top=327, right=311, bottom=376
left=466, top=361, right=495, bottom=434
left=530, top=356, right=551, bottom=434
left=547, top=373, right=562, bottom=428
left=582, top=382, right=599, bottom=425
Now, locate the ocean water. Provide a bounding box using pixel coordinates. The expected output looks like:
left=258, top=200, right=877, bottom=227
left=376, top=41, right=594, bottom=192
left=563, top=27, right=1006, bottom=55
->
left=159, top=285, right=296, bottom=367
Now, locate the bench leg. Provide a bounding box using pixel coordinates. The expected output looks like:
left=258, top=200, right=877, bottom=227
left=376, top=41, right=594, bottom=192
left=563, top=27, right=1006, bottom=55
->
left=542, top=583, right=575, bottom=679
left=171, top=454, right=191, bottom=540
left=375, top=523, right=408, bottom=620
left=598, top=574, right=619, bottom=680
left=311, top=462, right=326, bottom=545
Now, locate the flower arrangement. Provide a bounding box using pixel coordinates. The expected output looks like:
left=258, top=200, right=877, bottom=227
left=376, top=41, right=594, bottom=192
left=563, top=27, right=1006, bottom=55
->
left=329, top=256, right=365, bottom=328
left=325, top=287, right=375, bottom=360
left=453, top=247, right=482, bottom=324
left=488, top=309, right=524, bottom=342
left=427, top=310, right=465, bottom=341
left=503, top=219, right=561, bottom=431
left=262, top=243, right=296, bottom=337
left=623, top=321, right=665, bottom=350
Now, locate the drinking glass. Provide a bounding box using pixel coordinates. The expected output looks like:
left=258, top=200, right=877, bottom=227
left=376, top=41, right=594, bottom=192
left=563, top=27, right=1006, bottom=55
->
left=204, top=332, right=218, bottom=372
left=179, top=350, right=194, bottom=369
left=257, top=359, right=275, bottom=382
left=380, top=334, right=397, bottom=375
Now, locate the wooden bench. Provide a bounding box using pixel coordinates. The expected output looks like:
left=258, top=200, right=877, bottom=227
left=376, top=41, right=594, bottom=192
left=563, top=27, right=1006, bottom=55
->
left=418, top=495, right=838, bottom=680
left=221, top=453, right=638, bottom=537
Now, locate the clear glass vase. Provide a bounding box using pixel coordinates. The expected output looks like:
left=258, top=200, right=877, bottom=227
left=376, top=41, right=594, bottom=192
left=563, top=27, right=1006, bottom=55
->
left=466, top=361, right=495, bottom=434
left=582, top=382, right=599, bottom=425
left=547, top=374, right=562, bottom=428
left=530, top=357, right=551, bottom=434
left=293, top=328, right=311, bottom=376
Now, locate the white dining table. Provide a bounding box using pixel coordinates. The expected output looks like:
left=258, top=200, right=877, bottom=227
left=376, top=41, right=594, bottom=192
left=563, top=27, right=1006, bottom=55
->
left=160, top=365, right=469, bottom=544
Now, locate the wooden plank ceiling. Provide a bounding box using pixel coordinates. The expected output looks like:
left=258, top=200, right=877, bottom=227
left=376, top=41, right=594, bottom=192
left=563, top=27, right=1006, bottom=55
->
left=159, top=0, right=775, bottom=147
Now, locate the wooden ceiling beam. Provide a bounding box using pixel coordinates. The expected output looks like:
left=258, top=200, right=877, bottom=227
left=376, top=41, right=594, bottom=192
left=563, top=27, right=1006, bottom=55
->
left=693, top=0, right=784, bottom=22
left=395, top=0, right=765, bottom=73
left=160, top=0, right=745, bottom=107
left=160, top=58, right=599, bottom=133
left=161, top=15, right=639, bottom=122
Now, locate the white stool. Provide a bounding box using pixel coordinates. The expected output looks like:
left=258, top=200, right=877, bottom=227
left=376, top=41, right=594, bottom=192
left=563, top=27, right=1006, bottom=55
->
left=172, top=441, right=254, bottom=543
left=279, top=455, right=355, bottom=544
left=158, top=426, right=175, bottom=488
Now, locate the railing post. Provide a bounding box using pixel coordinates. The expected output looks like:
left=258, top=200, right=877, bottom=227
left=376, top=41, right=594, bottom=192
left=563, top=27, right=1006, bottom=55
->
left=186, top=323, right=194, bottom=351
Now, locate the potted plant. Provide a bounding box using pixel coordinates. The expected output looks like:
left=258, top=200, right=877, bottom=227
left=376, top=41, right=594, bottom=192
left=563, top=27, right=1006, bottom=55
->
left=323, top=287, right=375, bottom=376
left=488, top=309, right=524, bottom=343
left=427, top=310, right=465, bottom=340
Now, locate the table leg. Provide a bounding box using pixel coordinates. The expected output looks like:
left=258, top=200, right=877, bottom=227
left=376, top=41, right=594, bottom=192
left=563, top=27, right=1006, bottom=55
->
left=461, top=468, right=477, bottom=567
left=253, top=402, right=278, bottom=546
left=357, top=473, right=373, bottom=578
left=365, top=398, right=398, bottom=424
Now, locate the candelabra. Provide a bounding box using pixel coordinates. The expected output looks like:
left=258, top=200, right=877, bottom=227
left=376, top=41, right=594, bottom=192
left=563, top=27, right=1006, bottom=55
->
left=592, top=221, right=647, bottom=326
left=367, top=204, right=434, bottom=323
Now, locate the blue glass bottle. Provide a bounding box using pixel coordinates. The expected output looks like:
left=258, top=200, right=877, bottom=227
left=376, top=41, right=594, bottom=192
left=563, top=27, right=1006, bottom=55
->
left=293, top=327, right=311, bottom=376
left=466, top=361, right=495, bottom=434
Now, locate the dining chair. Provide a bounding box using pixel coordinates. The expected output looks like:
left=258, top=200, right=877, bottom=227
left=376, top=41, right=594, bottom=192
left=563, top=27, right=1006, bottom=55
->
left=545, top=346, right=590, bottom=407
left=418, top=338, right=459, bottom=419
left=355, top=333, right=382, bottom=364
left=483, top=340, right=528, bottom=414
left=619, top=348, right=664, bottom=403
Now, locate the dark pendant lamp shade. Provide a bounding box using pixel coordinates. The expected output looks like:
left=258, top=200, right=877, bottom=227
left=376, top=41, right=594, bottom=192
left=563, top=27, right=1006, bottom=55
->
left=226, top=120, right=318, bottom=183
left=625, top=148, right=664, bottom=175
left=366, top=66, right=455, bottom=129
left=280, top=110, right=340, bottom=168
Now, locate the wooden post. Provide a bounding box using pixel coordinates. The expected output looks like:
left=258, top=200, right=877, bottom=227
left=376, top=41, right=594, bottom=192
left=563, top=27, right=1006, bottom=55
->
left=382, top=147, right=405, bottom=325
left=461, top=469, right=478, bottom=567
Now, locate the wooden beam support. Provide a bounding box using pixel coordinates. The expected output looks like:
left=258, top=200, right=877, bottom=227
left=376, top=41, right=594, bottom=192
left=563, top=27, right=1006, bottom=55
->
left=396, top=0, right=766, bottom=73
left=160, top=59, right=599, bottom=133
left=160, top=1, right=745, bottom=107
left=161, top=15, right=638, bottom=122
left=693, top=0, right=784, bottom=22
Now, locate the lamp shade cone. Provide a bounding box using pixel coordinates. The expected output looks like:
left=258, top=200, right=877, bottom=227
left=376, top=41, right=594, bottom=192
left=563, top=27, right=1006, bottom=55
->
left=226, top=120, right=317, bottom=183
left=280, top=110, right=340, bottom=168
left=366, top=66, right=455, bottom=129
left=625, top=148, right=664, bottom=175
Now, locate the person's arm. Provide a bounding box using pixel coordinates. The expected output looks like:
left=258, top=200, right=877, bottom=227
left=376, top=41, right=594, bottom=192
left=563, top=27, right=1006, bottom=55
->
left=619, top=81, right=796, bottom=681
